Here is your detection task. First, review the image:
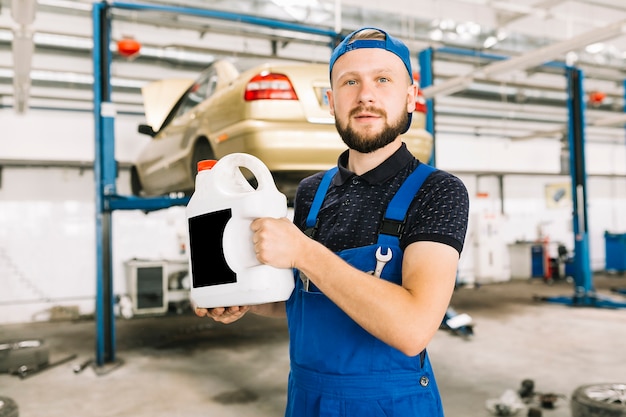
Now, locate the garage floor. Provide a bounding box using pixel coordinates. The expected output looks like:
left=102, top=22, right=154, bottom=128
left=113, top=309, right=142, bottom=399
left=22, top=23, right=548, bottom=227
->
left=1, top=274, right=625, bottom=417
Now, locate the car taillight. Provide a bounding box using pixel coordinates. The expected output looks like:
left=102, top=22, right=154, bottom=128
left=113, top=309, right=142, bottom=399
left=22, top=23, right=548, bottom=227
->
left=412, top=71, right=427, bottom=114
left=244, top=72, right=298, bottom=101
left=415, top=91, right=427, bottom=114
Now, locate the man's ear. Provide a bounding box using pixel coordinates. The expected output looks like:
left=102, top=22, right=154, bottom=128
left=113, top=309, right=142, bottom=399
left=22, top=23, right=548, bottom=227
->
left=327, top=88, right=335, bottom=116
left=406, top=83, right=418, bottom=113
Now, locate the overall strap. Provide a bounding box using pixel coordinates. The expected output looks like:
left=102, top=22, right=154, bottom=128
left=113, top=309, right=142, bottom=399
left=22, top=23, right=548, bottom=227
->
left=377, top=163, right=437, bottom=246
left=305, top=167, right=338, bottom=236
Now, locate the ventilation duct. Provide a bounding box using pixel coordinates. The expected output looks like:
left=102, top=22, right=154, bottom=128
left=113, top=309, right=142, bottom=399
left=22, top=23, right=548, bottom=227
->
left=10, top=0, right=37, bottom=113
left=11, top=0, right=36, bottom=25
left=11, top=28, right=34, bottom=114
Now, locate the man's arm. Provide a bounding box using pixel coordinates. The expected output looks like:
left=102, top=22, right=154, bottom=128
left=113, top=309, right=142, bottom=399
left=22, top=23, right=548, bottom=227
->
left=252, top=217, right=459, bottom=356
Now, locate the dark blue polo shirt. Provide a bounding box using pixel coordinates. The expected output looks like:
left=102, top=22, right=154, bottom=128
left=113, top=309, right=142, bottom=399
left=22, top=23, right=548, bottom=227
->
left=292, top=143, right=469, bottom=255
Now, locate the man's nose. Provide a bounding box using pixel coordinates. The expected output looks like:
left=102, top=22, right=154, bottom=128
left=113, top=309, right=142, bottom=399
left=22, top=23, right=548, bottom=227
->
left=357, top=81, right=376, bottom=103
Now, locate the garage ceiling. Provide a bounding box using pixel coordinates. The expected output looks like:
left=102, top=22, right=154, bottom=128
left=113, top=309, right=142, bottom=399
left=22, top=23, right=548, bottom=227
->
left=1, top=0, right=625, bottom=143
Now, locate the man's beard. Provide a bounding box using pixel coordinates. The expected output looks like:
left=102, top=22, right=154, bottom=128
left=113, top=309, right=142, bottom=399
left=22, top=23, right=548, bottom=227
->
left=335, top=107, right=409, bottom=154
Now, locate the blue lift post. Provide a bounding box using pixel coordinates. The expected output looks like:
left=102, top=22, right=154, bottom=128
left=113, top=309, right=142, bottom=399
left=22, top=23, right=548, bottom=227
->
left=92, top=2, right=116, bottom=368
left=540, top=67, right=626, bottom=309
left=92, top=1, right=338, bottom=368
left=93, top=1, right=192, bottom=369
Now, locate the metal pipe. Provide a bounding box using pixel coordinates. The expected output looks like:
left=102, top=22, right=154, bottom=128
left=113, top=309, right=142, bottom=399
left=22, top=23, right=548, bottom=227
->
left=110, top=1, right=337, bottom=38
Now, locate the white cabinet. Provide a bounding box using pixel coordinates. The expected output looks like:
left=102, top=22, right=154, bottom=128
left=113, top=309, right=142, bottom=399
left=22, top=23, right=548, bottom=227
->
left=472, top=214, right=511, bottom=284
left=508, top=242, right=534, bottom=279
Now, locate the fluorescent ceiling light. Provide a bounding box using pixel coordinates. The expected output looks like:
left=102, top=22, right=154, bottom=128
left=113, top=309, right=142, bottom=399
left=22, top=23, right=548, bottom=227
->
left=585, top=43, right=605, bottom=54
left=483, top=36, right=498, bottom=49
left=429, top=29, right=443, bottom=41
left=479, top=19, right=626, bottom=77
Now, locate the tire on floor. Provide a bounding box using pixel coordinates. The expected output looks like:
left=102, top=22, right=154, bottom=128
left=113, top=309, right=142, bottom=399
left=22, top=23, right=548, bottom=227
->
left=0, top=396, right=19, bottom=417
left=570, top=383, right=626, bottom=417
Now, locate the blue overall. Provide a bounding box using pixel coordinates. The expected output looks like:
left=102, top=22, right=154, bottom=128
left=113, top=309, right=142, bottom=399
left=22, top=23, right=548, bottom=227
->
left=285, top=163, right=444, bottom=417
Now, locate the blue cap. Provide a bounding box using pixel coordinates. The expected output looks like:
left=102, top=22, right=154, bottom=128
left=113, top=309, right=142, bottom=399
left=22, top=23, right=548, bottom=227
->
left=329, top=27, right=414, bottom=133
left=329, top=27, right=413, bottom=82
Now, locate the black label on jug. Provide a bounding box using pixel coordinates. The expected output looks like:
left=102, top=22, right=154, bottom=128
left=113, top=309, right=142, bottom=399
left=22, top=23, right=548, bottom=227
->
left=188, top=209, right=236, bottom=288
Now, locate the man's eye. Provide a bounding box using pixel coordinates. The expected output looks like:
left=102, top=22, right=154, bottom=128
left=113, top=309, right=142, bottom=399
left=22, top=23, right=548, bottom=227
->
left=379, top=77, right=389, bottom=83
left=346, top=80, right=357, bottom=85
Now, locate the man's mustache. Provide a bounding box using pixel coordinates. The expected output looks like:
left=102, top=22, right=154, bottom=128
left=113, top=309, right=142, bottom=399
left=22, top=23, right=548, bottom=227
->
left=349, top=106, right=386, bottom=118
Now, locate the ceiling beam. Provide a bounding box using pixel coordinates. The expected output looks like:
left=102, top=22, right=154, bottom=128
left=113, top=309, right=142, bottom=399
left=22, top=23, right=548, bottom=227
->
left=423, top=18, right=626, bottom=98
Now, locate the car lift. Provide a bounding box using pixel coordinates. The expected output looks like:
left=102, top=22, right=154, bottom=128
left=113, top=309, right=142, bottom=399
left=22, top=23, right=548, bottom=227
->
left=92, top=1, right=338, bottom=370
left=537, top=67, right=626, bottom=309
left=418, top=48, right=626, bottom=310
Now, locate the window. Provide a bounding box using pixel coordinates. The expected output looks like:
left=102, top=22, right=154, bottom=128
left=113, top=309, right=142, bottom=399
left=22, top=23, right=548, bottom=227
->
left=175, top=67, right=218, bottom=118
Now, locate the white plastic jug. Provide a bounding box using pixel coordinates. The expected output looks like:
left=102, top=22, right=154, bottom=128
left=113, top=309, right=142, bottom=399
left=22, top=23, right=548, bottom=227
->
left=186, top=153, right=294, bottom=308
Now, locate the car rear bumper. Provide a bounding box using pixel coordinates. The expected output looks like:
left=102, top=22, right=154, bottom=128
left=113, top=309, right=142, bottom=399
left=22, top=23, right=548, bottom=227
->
left=212, top=120, right=345, bottom=172
left=212, top=120, right=433, bottom=171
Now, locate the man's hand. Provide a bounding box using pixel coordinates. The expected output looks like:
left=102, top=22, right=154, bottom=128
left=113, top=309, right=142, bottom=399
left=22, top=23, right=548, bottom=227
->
left=194, top=305, right=250, bottom=324
left=251, top=217, right=307, bottom=269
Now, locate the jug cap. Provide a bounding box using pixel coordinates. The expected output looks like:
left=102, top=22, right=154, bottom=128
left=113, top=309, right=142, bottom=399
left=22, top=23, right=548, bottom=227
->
left=197, top=159, right=217, bottom=171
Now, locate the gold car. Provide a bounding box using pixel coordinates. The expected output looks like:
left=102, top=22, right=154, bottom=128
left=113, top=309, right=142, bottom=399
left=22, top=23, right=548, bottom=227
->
left=132, top=59, right=433, bottom=201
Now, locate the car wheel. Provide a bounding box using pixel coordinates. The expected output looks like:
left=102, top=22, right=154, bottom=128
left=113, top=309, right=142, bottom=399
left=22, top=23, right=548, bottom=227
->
left=570, top=383, right=626, bottom=417
left=130, top=166, right=142, bottom=196
left=0, top=396, right=19, bottom=417
left=190, top=139, right=215, bottom=180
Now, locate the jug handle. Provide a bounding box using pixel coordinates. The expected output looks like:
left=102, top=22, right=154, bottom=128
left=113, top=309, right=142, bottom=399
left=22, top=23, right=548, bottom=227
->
left=222, top=153, right=279, bottom=193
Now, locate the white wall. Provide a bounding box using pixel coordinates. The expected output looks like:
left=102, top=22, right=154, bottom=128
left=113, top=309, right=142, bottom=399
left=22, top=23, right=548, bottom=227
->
left=437, top=135, right=626, bottom=284
left=0, top=108, right=625, bottom=323
left=0, top=109, right=149, bottom=164
left=0, top=108, right=189, bottom=323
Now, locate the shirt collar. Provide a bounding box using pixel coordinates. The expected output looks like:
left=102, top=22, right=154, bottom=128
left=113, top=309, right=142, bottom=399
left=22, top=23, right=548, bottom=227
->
left=333, top=142, right=415, bottom=186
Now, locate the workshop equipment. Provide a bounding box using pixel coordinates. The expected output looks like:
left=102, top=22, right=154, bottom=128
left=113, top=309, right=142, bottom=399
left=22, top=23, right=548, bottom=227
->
left=121, top=259, right=190, bottom=318
left=605, top=231, right=626, bottom=273
left=14, top=353, right=77, bottom=379
left=529, top=243, right=574, bottom=284
left=0, top=339, right=49, bottom=374
left=441, top=307, right=474, bottom=338
left=186, top=153, right=294, bottom=308
left=531, top=244, right=545, bottom=278
left=124, top=259, right=169, bottom=315
left=1, top=339, right=76, bottom=379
